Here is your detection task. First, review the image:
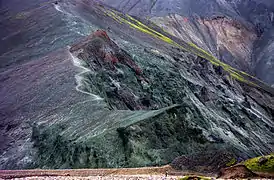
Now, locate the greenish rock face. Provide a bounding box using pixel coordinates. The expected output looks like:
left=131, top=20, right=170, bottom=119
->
left=32, top=107, right=209, bottom=168
left=30, top=9, right=274, bottom=169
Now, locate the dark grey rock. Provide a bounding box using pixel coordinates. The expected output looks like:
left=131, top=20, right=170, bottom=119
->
left=258, top=157, right=268, bottom=165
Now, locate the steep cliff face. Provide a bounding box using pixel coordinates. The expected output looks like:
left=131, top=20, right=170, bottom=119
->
left=151, top=15, right=258, bottom=73
left=0, top=0, right=274, bottom=171
left=199, top=17, right=257, bottom=73
left=99, top=0, right=274, bottom=85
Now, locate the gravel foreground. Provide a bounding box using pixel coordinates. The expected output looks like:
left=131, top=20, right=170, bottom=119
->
left=1, top=176, right=274, bottom=180
left=0, top=166, right=202, bottom=180
left=0, top=166, right=213, bottom=180
left=0, top=175, right=183, bottom=180
left=1, top=165, right=273, bottom=179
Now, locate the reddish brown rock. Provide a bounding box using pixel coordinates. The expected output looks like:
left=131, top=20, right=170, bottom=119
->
left=218, top=165, right=257, bottom=179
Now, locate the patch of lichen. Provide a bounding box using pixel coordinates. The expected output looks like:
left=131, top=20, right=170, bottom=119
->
left=226, top=158, right=237, bottom=167
left=104, top=9, right=263, bottom=87
left=179, top=176, right=211, bottom=180
left=244, top=155, right=274, bottom=173
left=105, top=10, right=187, bottom=50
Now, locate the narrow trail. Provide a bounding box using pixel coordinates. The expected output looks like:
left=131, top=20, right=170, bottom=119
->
left=68, top=47, right=104, bottom=100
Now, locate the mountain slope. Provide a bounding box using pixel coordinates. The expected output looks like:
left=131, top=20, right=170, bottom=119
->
left=99, top=0, right=274, bottom=86
left=0, top=0, right=273, bottom=171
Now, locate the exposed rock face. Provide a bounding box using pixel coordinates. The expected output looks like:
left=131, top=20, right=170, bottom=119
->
left=151, top=15, right=257, bottom=73
left=199, top=17, right=257, bottom=72
left=218, top=165, right=257, bottom=179
left=69, top=30, right=146, bottom=111
left=99, top=0, right=274, bottom=85
left=171, top=150, right=237, bottom=173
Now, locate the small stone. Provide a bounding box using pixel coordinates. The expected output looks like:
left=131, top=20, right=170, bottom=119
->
left=214, top=65, right=224, bottom=76
left=141, top=80, right=150, bottom=90
left=258, top=157, right=268, bottom=165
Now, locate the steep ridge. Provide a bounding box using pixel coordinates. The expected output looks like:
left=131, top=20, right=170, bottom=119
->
left=99, top=0, right=274, bottom=85
left=0, top=0, right=273, bottom=172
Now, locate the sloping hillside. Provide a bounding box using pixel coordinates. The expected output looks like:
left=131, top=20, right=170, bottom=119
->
left=99, top=0, right=274, bottom=86
left=0, top=0, right=273, bottom=171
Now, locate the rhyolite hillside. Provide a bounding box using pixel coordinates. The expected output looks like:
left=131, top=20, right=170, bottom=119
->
left=0, top=0, right=273, bottom=172
left=99, top=0, right=274, bottom=86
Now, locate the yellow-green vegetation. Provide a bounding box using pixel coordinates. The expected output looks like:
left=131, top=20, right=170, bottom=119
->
left=179, top=175, right=211, bottom=180
left=226, top=158, right=237, bottom=167
left=105, top=10, right=187, bottom=49
left=125, top=14, right=181, bottom=46
left=244, top=155, right=274, bottom=173
left=104, top=9, right=264, bottom=87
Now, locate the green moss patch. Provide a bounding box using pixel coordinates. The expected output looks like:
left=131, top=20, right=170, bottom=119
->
left=244, top=155, right=274, bottom=173
left=226, top=158, right=237, bottom=167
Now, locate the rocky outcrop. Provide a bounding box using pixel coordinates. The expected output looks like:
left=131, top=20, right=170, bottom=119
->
left=171, top=150, right=237, bottom=173
left=218, top=165, right=257, bottom=179
left=30, top=24, right=274, bottom=169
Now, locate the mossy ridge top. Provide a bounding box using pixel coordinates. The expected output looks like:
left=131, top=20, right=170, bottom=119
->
left=244, top=155, right=274, bottom=173
left=104, top=8, right=274, bottom=93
